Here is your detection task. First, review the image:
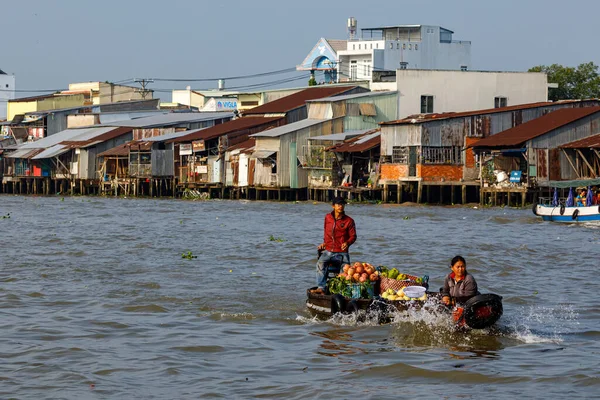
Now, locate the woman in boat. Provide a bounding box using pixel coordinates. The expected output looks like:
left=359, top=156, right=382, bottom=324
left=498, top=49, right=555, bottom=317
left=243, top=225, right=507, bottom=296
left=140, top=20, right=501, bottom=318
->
left=441, top=255, right=479, bottom=306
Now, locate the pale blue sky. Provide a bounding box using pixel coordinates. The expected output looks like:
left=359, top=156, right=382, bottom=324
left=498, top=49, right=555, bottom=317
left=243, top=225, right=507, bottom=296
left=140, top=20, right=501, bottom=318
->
left=3, top=0, right=599, bottom=96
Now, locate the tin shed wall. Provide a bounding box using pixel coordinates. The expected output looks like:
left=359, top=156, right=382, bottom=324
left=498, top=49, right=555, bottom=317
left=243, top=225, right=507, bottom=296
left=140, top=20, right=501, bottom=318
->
left=380, top=124, right=422, bottom=155
left=151, top=149, right=174, bottom=177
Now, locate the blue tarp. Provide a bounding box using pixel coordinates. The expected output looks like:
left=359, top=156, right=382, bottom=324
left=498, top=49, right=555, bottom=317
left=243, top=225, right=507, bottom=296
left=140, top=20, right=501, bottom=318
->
left=566, top=187, right=574, bottom=207
left=587, top=186, right=593, bottom=207
left=552, top=188, right=559, bottom=207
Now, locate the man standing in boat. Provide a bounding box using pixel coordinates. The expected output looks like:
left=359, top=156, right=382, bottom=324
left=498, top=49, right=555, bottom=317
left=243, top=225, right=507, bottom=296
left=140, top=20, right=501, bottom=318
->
left=311, top=197, right=357, bottom=295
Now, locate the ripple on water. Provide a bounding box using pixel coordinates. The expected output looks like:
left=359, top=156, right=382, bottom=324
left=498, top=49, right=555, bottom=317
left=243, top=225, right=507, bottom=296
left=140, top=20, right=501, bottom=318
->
left=171, top=345, right=226, bottom=353
left=121, top=304, right=169, bottom=313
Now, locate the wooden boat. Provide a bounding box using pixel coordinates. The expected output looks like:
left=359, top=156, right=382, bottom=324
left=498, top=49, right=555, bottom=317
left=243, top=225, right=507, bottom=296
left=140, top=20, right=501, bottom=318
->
left=533, top=203, right=600, bottom=222
left=306, top=288, right=503, bottom=329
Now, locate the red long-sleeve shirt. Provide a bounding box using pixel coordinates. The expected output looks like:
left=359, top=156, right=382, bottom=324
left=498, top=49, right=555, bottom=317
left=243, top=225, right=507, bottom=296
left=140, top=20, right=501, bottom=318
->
left=323, top=211, right=356, bottom=253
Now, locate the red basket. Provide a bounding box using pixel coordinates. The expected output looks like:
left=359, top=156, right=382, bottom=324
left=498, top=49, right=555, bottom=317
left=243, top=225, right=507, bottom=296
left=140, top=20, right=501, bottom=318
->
left=379, top=275, right=422, bottom=294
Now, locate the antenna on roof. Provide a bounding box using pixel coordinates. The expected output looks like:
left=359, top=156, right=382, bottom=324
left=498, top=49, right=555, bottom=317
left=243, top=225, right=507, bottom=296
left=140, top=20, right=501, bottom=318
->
left=347, top=17, right=357, bottom=40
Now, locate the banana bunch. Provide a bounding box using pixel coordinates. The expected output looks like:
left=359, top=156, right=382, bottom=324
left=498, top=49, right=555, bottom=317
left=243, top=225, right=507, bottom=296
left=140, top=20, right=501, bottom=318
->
left=381, top=287, right=427, bottom=301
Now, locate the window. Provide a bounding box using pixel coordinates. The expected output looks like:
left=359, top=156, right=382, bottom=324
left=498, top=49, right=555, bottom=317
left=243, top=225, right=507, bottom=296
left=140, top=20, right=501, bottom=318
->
left=415, top=44, right=418, bottom=50
left=396, top=43, right=399, bottom=49
left=420, top=146, right=463, bottom=165
left=358, top=44, right=361, bottom=50
left=364, top=62, right=371, bottom=76
left=409, top=44, right=413, bottom=50
left=353, top=44, right=355, bottom=50
left=403, top=43, right=406, bottom=50
left=376, top=43, right=379, bottom=49
left=420, top=95, right=434, bottom=113
left=350, top=60, right=357, bottom=80
left=392, top=146, right=408, bottom=163
left=5, top=84, right=8, bottom=88
left=370, top=43, right=373, bottom=49
left=389, top=42, right=393, bottom=49
left=494, top=96, right=507, bottom=108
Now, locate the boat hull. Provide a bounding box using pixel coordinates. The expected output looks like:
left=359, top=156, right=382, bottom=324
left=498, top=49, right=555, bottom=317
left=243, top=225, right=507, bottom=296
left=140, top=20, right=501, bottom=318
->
left=533, top=204, right=600, bottom=222
left=306, top=288, right=503, bottom=329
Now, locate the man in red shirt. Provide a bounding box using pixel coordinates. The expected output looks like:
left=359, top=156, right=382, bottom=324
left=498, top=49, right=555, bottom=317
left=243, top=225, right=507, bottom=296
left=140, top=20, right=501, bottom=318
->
left=311, top=197, right=357, bottom=294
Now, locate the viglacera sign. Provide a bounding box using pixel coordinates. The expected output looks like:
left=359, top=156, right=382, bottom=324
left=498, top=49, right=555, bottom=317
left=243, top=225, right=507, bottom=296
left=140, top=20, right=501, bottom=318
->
left=216, top=100, right=238, bottom=110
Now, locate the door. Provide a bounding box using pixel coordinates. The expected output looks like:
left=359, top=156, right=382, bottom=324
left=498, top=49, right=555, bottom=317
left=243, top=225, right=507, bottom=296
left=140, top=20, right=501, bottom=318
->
left=211, top=159, right=221, bottom=183
left=409, top=146, right=417, bottom=177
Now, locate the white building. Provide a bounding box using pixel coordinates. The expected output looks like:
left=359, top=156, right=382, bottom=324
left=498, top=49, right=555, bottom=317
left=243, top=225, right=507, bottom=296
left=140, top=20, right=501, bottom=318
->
left=373, top=69, right=548, bottom=119
left=298, top=23, right=471, bottom=84
left=0, top=68, right=16, bottom=120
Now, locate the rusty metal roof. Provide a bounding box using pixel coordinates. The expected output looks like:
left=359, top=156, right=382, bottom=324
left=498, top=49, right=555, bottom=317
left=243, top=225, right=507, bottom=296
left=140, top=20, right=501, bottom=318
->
left=560, top=133, right=600, bottom=149
left=329, top=129, right=380, bottom=153
left=59, top=127, right=132, bottom=149
left=5, top=148, right=44, bottom=159
left=380, top=99, right=600, bottom=126
left=227, top=138, right=255, bottom=152
left=242, top=86, right=357, bottom=115
left=172, top=117, right=283, bottom=143
left=470, top=107, right=600, bottom=149
left=97, top=141, right=152, bottom=157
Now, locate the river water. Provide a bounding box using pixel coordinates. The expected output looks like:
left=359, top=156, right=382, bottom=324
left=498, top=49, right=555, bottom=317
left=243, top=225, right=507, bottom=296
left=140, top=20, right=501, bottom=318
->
left=0, top=196, right=598, bottom=399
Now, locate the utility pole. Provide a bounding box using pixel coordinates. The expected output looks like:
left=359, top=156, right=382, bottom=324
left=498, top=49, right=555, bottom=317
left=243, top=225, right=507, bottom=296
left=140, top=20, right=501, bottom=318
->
left=134, top=78, right=154, bottom=99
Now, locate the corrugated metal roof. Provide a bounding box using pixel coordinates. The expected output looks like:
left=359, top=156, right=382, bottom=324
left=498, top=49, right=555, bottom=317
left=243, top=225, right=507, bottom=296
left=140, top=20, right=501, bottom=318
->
left=97, top=142, right=152, bottom=157
left=380, top=100, right=599, bottom=126
left=59, top=127, right=132, bottom=149
left=32, top=145, right=70, bottom=159
left=19, top=127, right=117, bottom=150
left=227, top=138, right=255, bottom=152
left=330, top=132, right=381, bottom=153
left=172, top=117, right=283, bottom=143
left=251, top=150, right=277, bottom=159
left=5, top=148, right=44, bottom=159
left=139, top=130, right=192, bottom=142
left=250, top=118, right=327, bottom=138
left=307, top=91, right=396, bottom=103
left=470, top=107, right=600, bottom=149
left=100, top=112, right=233, bottom=128
left=560, top=133, right=600, bottom=149
left=308, top=130, right=372, bottom=141
left=242, top=86, right=357, bottom=115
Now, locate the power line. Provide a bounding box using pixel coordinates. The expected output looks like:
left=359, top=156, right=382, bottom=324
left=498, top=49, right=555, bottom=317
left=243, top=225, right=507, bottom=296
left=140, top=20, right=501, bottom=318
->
left=149, top=67, right=298, bottom=82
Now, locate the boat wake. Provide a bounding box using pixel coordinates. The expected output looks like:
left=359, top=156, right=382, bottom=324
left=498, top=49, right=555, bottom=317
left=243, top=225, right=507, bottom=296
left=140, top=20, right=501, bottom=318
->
left=298, top=301, right=580, bottom=346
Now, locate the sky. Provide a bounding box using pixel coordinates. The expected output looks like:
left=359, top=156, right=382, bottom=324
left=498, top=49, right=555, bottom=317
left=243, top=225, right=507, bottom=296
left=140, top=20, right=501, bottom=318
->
left=2, top=0, right=599, bottom=100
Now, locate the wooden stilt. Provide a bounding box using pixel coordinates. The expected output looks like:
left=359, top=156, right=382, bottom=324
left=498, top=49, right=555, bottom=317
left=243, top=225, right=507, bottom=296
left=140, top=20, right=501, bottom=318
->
left=417, top=181, right=422, bottom=204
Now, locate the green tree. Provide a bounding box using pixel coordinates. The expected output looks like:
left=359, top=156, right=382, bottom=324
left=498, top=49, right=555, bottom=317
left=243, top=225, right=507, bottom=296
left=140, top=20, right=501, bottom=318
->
left=529, top=62, right=600, bottom=101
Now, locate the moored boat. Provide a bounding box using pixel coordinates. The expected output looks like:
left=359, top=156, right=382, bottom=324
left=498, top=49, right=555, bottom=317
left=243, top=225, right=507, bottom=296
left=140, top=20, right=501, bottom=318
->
left=534, top=186, right=600, bottom=222
left=533, top=203, right=600, bottom=222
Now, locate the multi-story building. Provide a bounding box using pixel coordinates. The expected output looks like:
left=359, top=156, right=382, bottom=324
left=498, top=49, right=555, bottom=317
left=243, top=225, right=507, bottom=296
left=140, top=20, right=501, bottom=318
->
left=298, top=21, right=471, bottom=83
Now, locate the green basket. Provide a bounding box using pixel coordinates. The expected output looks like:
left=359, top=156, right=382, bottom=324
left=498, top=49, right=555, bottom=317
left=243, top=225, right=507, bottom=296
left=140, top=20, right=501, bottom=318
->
left=349, top=282, right=375, bottom=299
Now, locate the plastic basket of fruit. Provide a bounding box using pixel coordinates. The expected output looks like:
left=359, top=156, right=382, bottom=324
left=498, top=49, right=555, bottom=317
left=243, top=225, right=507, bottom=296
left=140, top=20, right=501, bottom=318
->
left=377, top=267, right=428, bottom=294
